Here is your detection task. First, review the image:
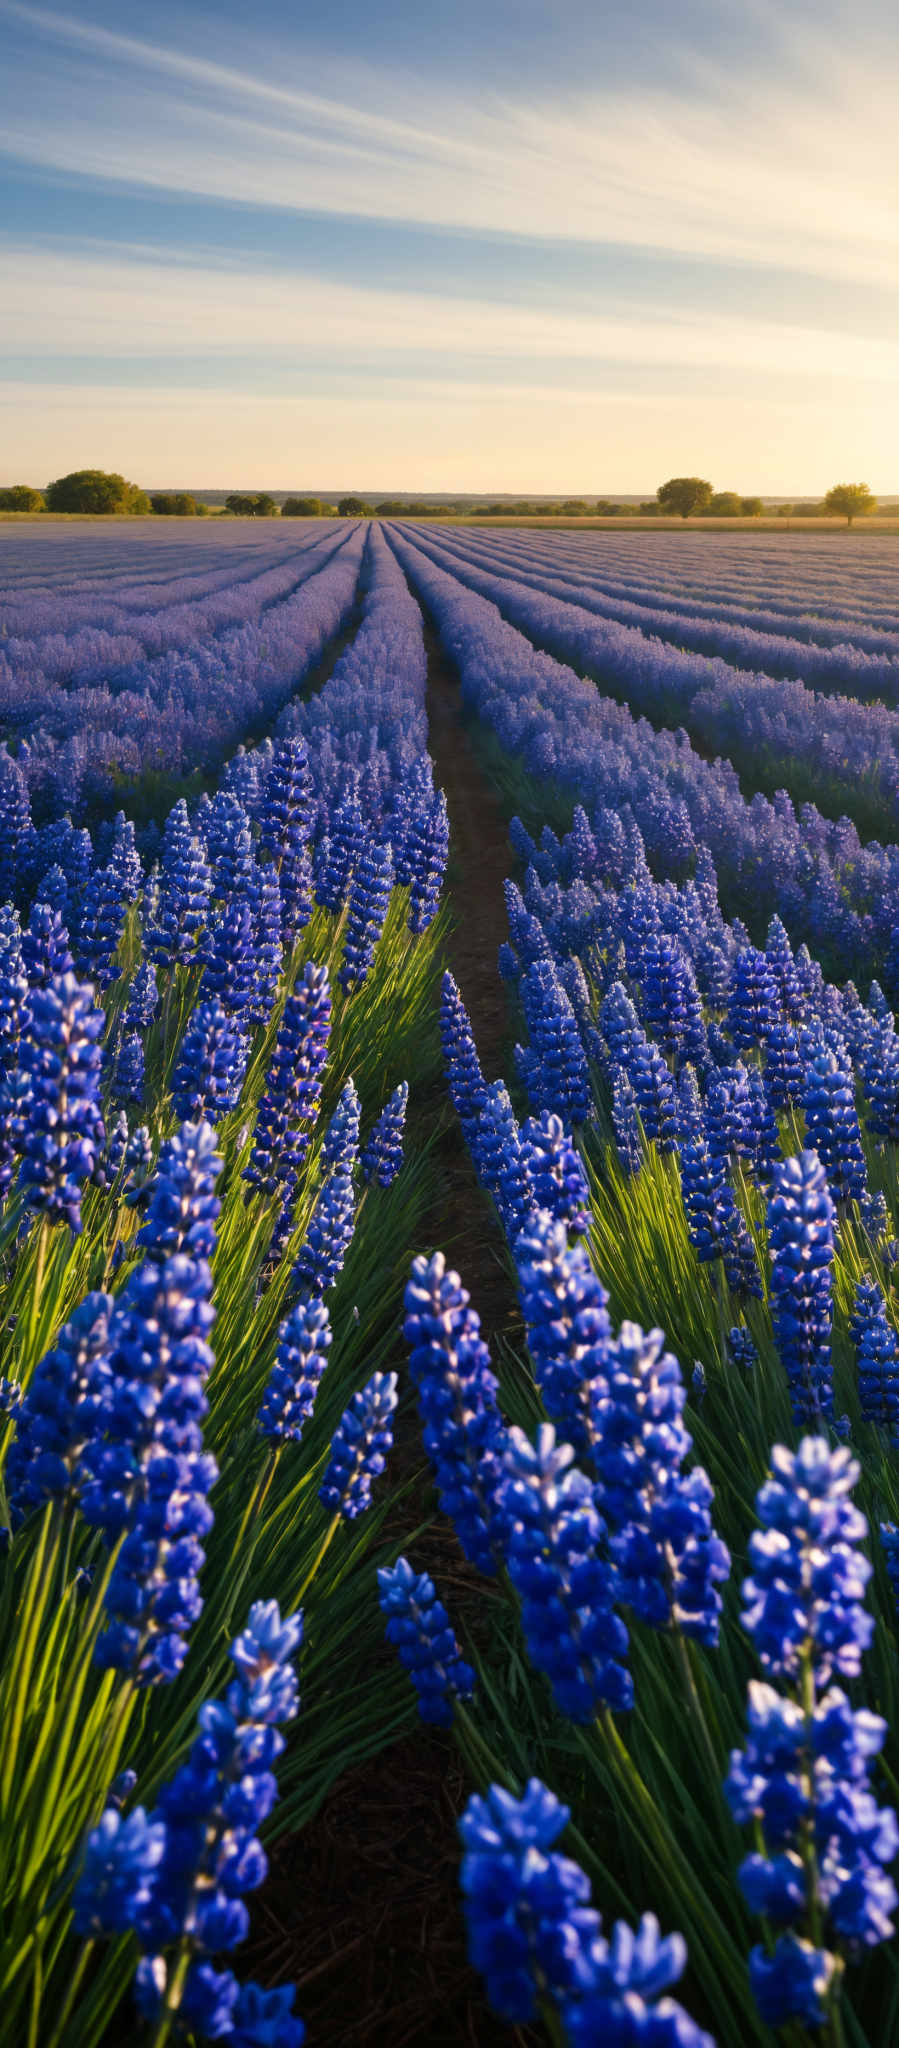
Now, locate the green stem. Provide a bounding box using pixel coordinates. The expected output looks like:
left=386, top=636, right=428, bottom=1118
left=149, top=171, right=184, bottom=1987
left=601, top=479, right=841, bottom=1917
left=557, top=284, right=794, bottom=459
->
left=147, top=1940, right=192, bottom=2048
left=0, top=1501, right=62, bottom=1817
left=42, top=1939, right=94, bottom=2048
left=672, top=1626, right=722, bottom=1792
left=295, top=1512, right=341, bottom=1604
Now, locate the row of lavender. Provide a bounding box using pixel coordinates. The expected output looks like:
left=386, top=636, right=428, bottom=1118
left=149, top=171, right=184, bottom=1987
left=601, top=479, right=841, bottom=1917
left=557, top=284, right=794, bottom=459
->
left=397, top=522, right=899, bottom=842
left=497, top=529, right=899, bottom=630
left=0, top=525, right=367, bottom=818
left=472, top=527, right=899, bottom=648
left=355, top=531, right=899, bottom=2045
left=0, top=529, right=451, bottom=2044
left=415, top=520, right=899, bottom=690
left=389, top=527, right=899, bottom=983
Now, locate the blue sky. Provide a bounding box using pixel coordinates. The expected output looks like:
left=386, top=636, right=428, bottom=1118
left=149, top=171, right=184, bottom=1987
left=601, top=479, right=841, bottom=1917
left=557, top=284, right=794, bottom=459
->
left=0, top=0, right=897, bottom=490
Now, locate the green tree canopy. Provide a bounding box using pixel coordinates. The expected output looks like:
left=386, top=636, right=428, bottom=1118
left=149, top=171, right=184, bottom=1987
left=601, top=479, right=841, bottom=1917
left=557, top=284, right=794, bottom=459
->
left=282, top=496, right=323, bottom=516
left=707, top=491, right=743, bottom=517
left=150, top=492, right=198, bottom=516
left=657, top=476, right=713, bottom=519
left=824, top=482, right=877, bottom=525
left=740, top=496, right=764, bottom=517
left=224, top=492, right=279, bottom=516
left=0, top=484, right=44, bottom=511
left=594, top=500, right=624, bottom=516
left=45, top=470, right=150, bottom=514
left=338, top=496, right=372, bottom=516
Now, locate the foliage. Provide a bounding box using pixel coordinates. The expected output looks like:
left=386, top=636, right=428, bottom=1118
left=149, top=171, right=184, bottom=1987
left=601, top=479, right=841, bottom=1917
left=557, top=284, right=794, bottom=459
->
left=824, top=482, right=877, bottom=525
left=282, top=497, right=323, bottom=516
left=45, top=471, right=151, bottom=515
left=657, top=477, right=714, bottom=518
left=224, top=493, right=279, bottom=517
left=0, top=484, right=44, bottom=511
left=150, top=493, right=201, bottom=516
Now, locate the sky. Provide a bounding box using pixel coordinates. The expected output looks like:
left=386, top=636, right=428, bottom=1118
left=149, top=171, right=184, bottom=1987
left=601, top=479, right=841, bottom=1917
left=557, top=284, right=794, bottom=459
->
left=0, top=0, right=897, bottom=492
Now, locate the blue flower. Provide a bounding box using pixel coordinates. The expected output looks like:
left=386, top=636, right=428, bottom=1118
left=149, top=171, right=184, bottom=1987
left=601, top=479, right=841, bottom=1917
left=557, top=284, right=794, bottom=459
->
left=563, top=1913, right=714, bottom=2048
left=440, top=971, right=487, bottom=1152
left=316, top=778, right=364, bottom=912
left=403, top=1253, right=506, bottom=1575
left=246, top=962, right=331, bottom=1200
left=85, top=1251, right=218, bottom=1687
left=75, top=1600, right=304, bottom=2035
left=407, top=787, right=448, bottom=933
left=200, top=895, right=258, bottom=1018
left=322, top=1079, right=361, bottom=1175
left=125, top=960, right=159, bottom=1032
left=257, top=1297, right=331, bottom=1444
left=496, top=1423, right=631, bottom=1721
left=515, top=1212, right=611, bottom=1456
left=319, top=1370, right=398, bottom=1518
left=111, top=1029, right=144, bottom=1106
left=728, top=945, right=782, bottom=1050
left=740, top=1438, right=873, bottom=1686
left=136, top=1120, right=222, bottom=1262
left=73, top=1806, right=167, bottom=1938
left=172, top=997, right=248, bottom=1125
left=589, top=1322, right=730, bottom=1645
left=148, top=800, right=211, bottom=966
left=76, top=866, right=125, bottom=990
left=231, top=1981, right=306, bottom=2047
left=23, top=898, right=75, bottom=988
left=6, top=1290, right=114, bottom=1520
left=610, top=1066, right=643, bottom=1175
left=292, top=1166, right=356, bottom=1295
left=458, top=1778, right=599, bottom=2025
left=19, top=972, right=105, bottom=1233
left=360, top=1081, right=408, bottom=1188
left=803, top=1048, right=868, bottom=1206
left=748, top=1937, right=837, bottom=2029
left=339, top=839, right=394, bottom=990
left=767, top=1151, right=836, bottom=1427
left=852, top=1281, right=899, bottom=1439
left=519, top=1112, right=590, bottom=1236
left=518, top=959, right=593, bottom=1126
left=377, top=1555, right=474, bottom=1725
left=258, top=735, right=314, bottom=936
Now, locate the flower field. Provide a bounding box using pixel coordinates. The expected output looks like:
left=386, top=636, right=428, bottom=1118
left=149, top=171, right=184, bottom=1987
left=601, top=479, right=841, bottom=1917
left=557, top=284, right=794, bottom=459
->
left=2, top=516, right=899, bottom=2046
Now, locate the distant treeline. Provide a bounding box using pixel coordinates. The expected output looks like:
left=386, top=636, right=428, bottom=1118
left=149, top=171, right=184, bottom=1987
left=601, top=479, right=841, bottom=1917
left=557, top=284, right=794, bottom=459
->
left=0, top=472, right=886, bottom=522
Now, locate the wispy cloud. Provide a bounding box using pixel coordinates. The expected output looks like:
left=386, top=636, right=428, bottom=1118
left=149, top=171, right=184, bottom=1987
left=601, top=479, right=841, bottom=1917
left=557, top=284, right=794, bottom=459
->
left=0, top=0, right=896, bottom=487
left=1, top=0, right=898, bottom=286
left=2, top=242, right=897, bottom=389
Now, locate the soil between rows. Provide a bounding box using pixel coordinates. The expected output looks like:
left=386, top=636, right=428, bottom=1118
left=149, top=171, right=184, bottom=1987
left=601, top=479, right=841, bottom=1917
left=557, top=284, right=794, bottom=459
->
left=241, top=623, right=537, bottom=2046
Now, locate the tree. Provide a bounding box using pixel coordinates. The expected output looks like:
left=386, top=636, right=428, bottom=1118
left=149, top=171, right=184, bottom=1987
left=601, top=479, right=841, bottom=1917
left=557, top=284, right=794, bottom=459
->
left=45, top=470, right=150, bottom=514
left=283, top=496, right=323, bottom=516
left=823, top=482, right=877, bottom=526
left=0, top=484, right=45, bottom=511
left=740, top=496, right=764, bottom=517
left=338, top=496, right=371, bottom=516
left=150, top=492, right=198, bottom=516
left=224, top=492, right=278, bottom=516
left=657, top=477, right=713, bottom=519
left=708, top=491, right=742, bottom=517
left=594, top=500, right=624, bottom=516
left=638, top=501, right=659, bottom=516
left=561, top=499, right=591, bottom=514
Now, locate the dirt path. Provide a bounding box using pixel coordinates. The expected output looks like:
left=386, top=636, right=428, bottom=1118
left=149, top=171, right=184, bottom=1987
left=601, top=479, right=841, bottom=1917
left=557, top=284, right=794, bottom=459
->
left=244, top=622, right=539, bottom=2048
left=423, top=623, right=515, bottom=1081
